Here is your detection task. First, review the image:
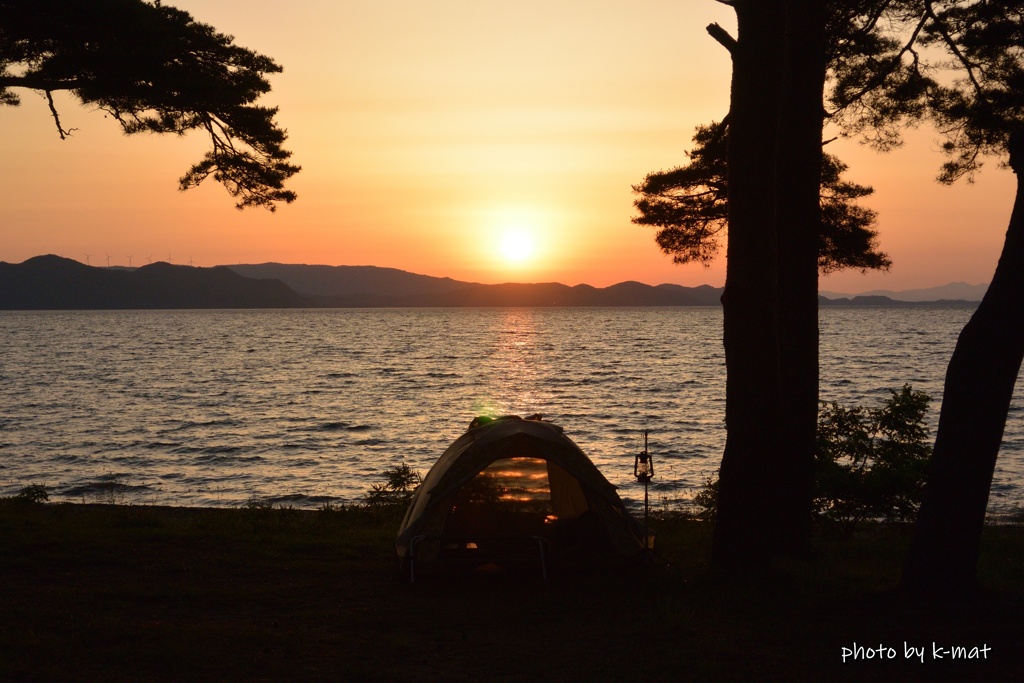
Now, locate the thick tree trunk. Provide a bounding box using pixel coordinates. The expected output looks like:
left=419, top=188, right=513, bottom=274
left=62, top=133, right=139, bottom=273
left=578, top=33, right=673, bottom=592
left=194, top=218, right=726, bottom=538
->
left=712, top=0, right=826, bottom=571
left=773, top=0, right=826, bottom=556
left=712, top=0, right=786, bottom=572
left=902, top=131, right=1024, bottom=596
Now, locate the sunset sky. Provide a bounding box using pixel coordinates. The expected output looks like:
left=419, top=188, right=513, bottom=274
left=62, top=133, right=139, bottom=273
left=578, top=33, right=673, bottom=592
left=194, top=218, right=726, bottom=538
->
left=2, top=0, right=1018, bottom=292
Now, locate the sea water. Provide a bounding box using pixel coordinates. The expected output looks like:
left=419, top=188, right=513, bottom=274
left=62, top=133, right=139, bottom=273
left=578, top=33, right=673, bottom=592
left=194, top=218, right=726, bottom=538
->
left=1, top=305, right=1021, bottom=513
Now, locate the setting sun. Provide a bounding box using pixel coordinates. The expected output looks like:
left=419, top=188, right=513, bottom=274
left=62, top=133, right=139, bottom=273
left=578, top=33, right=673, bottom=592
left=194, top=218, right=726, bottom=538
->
left=500, top=231, right=535, bottom=263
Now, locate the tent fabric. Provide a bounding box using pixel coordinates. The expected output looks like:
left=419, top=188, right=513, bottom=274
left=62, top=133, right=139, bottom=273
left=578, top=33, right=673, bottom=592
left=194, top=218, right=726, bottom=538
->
left=395, top=415, right=647, bottom=560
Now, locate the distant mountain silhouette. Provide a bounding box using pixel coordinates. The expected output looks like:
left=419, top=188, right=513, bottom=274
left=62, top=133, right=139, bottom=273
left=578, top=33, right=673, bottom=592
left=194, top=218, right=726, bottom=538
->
left=413, top=281, right=724, bottom=307
left=820, top=281, right=987, bottom=302
left=0, top=255, right=307, bottom=309
left=227, top=263, right=725, bottom=307
left=228, top=263, right=472, bottom=300
left=817, top=294, right=979, bottom=306
left=1, top=255, right=980, bottom=309
left=0, top=257, right=724, bottom=309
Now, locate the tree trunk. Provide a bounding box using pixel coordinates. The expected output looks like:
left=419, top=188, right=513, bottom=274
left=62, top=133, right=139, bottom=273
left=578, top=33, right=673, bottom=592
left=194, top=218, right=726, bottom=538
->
left=902, top=131, right=1024, bottom=596
left=712, top=0, right=827, bottom=571
left=773, top=0, right=826, bottom=556
left=712, top=0, right=787, bottom=572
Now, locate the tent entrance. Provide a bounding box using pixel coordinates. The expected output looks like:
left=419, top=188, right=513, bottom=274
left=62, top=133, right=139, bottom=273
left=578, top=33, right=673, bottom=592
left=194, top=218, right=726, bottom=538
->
left=437, top=457, right=609, bottom=564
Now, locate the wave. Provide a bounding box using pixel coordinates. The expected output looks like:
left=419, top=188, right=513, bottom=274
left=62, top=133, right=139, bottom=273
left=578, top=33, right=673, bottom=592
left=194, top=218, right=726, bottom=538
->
left=163, top=419, right=241, bottom=433
left=144, top=441, right=180, bottom=449
left=255, top=493, right=342, bottom=507
left=61, top=481, right=153, bottom=497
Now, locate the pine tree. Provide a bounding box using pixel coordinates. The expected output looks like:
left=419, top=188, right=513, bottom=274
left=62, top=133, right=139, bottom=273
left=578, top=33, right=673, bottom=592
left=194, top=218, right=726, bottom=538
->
left=0, top=0, right=299, bottom=210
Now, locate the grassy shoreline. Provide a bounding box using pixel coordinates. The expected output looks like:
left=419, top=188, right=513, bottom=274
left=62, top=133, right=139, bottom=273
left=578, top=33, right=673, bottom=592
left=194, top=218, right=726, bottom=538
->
left=2, top=501, right=1022, bottom=682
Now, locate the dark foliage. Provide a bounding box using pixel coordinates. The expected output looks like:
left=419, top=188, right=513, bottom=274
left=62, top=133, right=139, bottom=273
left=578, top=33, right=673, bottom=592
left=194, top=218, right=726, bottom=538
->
left=632, top=122, right=728, bottom=267
left=14, top=484, right=48, bottom=504
left=923, top=2, right=1024, bottom=181
left=826, top=1, right=1024, bottom=182
left=364, top=463, right=422, bottom=508
left=0, top=0, right=299, bottom=209
left=696, top=386, right=933, bottom=530
left=638, top=1, right=1024, bottom=272
left=816, top=385, right=932, bottom=528
left=632, top=120, right=891, bottom=273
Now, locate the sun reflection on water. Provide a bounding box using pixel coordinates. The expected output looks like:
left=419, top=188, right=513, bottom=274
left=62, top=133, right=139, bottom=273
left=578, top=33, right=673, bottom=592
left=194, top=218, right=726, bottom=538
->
left=472, top=309, right=558, bottom=417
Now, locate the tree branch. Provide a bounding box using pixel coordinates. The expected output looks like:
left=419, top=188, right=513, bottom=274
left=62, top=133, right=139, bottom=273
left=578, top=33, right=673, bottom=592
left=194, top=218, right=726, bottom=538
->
left=45, top=90, right=74, bottom=140
left=923, top=0, right=985, bottom=97
left=846, top=0, right=899, bottom=43
left=827, top=10, right=929, bottom=116
left=2, top=0, right=298, bottom=210
left=0, top=74, right=80, bottom=92
left=707, top=23, right=738, bottom=55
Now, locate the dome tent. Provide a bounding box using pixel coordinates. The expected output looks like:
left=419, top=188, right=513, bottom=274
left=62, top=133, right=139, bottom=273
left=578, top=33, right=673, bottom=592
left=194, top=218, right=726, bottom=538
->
left=396, top=415, right=648, bottom=578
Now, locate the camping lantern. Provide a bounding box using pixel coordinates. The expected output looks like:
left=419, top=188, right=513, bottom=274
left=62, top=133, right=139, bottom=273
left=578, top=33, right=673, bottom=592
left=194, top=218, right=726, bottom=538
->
left=634, top=449, right=653, bottom=483
left=634, top=430, right=653, bottom=484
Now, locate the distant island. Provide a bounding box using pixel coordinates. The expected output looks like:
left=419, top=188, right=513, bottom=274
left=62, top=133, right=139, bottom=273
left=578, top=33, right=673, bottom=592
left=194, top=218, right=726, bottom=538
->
left=0, top=255, right=984, bottom=310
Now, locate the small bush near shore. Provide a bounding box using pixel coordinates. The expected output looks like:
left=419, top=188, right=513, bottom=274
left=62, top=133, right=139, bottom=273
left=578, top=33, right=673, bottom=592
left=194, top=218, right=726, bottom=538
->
left=364, top=462, right=422, bottom=507
left=14, top=484, right=49, bottom=504
left=695, top=385, right=933, bottom=530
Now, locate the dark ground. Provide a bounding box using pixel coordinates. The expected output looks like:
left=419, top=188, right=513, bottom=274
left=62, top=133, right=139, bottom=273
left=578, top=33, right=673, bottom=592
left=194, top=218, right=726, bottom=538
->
left=1, top=502, right=1021, bottom=682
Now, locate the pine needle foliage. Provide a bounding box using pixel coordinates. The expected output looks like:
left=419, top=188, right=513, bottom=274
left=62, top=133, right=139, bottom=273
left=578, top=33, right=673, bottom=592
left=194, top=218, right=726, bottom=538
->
left=0, top=0, right=299, bottom=210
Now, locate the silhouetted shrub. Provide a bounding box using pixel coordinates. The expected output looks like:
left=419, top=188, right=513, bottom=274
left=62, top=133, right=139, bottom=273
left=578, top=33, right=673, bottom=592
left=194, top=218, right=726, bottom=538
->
left=692, top=471, right=720, bottom=522
left=15, top=484, right=49, bottom=505
left=816, top=384, right=932, bottom=528
left=364, top=463, right=422, bottom=508
left=695, top=385, right=932, bottom=529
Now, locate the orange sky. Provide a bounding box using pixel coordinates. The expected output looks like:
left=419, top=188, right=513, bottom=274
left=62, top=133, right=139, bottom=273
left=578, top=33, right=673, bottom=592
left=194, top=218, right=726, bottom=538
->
left=1, top=1, right=1017, bottom=292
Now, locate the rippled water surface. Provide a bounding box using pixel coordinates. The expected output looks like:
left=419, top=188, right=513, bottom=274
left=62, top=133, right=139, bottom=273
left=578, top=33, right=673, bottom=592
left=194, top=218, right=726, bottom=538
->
left=2, top=306, right=1021, bottom=512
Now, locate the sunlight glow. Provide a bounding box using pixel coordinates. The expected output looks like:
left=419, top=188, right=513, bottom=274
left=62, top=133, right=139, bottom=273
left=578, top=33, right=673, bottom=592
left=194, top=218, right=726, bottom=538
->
left=500, top=231, right=535, bottom=263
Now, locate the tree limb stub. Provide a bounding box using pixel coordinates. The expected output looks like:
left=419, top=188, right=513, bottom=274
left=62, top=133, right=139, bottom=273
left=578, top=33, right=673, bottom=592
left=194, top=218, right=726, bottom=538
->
left=707, top=23, right=738, bottom=54
left=1010, top=130, right=1024, bottom=174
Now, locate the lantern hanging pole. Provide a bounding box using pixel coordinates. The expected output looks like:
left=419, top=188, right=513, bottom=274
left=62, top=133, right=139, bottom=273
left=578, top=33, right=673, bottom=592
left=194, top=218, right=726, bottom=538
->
left=633, top=429, right=653, bottom=560
left=643, top=430, right=650, bottom=556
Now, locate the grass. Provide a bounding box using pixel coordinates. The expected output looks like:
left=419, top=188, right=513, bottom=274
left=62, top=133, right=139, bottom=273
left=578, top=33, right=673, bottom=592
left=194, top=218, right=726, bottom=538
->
left=1, top=500, right=1021, bottom=682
